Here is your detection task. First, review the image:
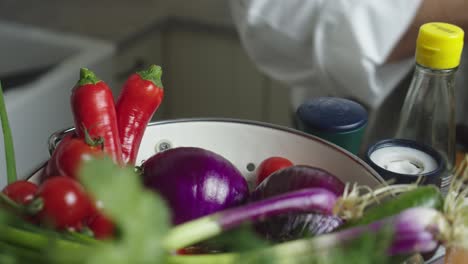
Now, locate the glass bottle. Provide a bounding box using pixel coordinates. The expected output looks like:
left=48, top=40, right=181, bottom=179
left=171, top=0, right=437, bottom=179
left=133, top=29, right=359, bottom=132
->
left=395, top=22, right=464, bottom=195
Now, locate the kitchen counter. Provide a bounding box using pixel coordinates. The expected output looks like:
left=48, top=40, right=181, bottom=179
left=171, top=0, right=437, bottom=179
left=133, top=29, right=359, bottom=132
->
left=0, top=0, right=234, bottom=45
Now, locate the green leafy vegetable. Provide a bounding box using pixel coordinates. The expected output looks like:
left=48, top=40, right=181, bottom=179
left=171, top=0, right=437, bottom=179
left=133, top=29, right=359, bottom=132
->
left=79, top=157, right=171, bottom=264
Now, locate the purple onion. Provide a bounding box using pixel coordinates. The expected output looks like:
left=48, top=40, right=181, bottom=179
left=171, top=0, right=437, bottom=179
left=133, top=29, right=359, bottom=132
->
left=251, top=165, right=346, bottom=241
left=142, top=147, right=249, bottom=224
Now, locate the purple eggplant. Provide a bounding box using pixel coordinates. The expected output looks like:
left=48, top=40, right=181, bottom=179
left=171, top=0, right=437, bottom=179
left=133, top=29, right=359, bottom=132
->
left=251, top=165, right=346, bottom=241
left=163, top=187, right=339, bottom=251
left=141, top=147, right=249, bottom=224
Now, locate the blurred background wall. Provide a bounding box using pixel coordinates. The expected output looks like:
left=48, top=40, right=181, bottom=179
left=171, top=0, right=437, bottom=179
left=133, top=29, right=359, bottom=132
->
left=0, top=0, right=293, bottom=125
left=0, top=0, right=293, bottom=180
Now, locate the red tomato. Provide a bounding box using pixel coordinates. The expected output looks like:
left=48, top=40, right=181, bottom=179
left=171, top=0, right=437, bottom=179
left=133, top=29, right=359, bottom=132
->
left=37, top=177, right=91, bottom=229
left=2, top=181, right=38, bottom=205
left=256, top=157, right=293, bottom=185
left=85, top=198, right=115, bottom=240
left=88, top=211, right=115, bottom=239
left=45, top=134, right=104, bottom=181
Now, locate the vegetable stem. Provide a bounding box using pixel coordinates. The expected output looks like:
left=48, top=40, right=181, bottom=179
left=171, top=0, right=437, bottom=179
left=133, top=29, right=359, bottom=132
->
left=137, top=64, right=163, bottom=88
left=167, top=253, right=238, bottom=264
left=0, top=193, right=23, bottom=212
left=0, top=240, right=54, bottom=264
left=163, top=188, right=337, bottom=250
left=0, top=81, right=17, bottom=184
left=77, top=68, right=100, bottom=86
left=163, top=216, right=221, bottom=251
left=168, top=207, right=445, bottom=264
left=0, top=224, right=89, bottom=253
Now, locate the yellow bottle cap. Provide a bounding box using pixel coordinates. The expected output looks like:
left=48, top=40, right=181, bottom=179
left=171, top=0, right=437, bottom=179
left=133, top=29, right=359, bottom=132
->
left=416, top=22, right=464, bottom=69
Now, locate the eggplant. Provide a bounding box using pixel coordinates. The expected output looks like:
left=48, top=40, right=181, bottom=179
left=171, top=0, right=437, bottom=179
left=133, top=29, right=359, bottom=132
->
left=251, top=165, right=346, bottom=241
left=142, top=147, right=249, bottom=225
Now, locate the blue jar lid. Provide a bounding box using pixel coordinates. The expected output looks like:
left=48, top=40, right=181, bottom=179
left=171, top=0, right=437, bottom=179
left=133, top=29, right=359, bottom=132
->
left=296, top=97, right=368, bottom=133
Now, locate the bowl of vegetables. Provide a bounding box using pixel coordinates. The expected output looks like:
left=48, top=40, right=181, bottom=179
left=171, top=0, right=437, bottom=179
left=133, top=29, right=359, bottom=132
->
left=29, top=117, right=387, bottom=239
left=2, top=65, right=467, bottom=264
left=41, top=118, right=385, bottom=189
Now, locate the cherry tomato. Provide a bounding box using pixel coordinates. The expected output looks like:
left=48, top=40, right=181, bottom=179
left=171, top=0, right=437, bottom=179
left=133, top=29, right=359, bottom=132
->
left=43, top=133, right=103, bottom=182
left=88, top=211, right=115, bottom=239
left=37, top=177, right=91, bottom=229
left=2, top=181, right=38, bottom=205
left=256, top=157, right=293, bottom=185
left=85, top=198, right=115, bottom=239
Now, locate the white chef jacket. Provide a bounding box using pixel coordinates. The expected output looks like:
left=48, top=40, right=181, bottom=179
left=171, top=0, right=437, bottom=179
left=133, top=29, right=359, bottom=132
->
left=229, top=0, right=468, bottom=151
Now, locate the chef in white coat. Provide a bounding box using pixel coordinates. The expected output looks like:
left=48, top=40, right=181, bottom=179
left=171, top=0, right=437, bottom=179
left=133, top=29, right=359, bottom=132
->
left=229, top=0, right=468, bottom=151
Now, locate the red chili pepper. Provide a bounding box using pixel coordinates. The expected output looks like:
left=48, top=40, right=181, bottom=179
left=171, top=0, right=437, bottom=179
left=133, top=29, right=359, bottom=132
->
left=116, top=65, right=164, bottom=165
left=72, top=68, right=123, bottom=165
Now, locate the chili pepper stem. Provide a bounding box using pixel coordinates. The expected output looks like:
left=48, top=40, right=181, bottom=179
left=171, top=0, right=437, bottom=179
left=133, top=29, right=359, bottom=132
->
left=0, top=81, right=17, bottom=184
left=82, top=125, right=104, bottom=148
left=137, top=65, right=163, bottom=88
left=77, top=68, right=100, bottom=86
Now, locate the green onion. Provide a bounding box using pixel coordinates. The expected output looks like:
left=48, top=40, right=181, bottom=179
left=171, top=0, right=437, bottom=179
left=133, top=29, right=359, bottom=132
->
left=0, top=81, right=17, bottom=184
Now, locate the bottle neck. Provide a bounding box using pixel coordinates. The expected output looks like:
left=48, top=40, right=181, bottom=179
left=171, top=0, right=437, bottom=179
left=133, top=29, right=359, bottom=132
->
left=414, top=64, right=458, bottom=77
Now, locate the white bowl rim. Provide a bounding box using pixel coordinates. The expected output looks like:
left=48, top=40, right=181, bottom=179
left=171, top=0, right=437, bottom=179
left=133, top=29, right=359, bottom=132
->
left=40, top=117, right=383, bottom=183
